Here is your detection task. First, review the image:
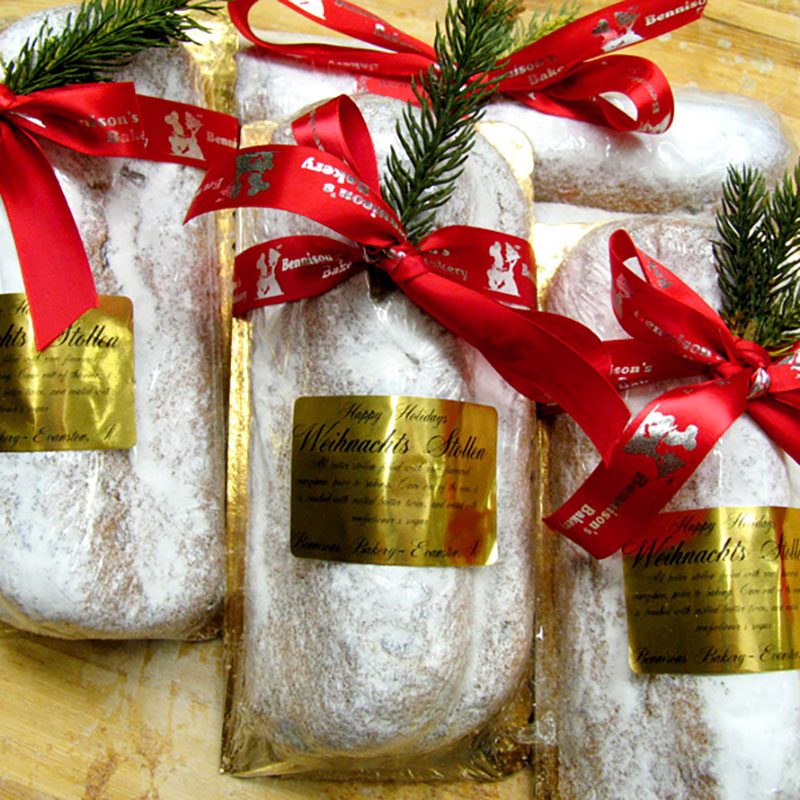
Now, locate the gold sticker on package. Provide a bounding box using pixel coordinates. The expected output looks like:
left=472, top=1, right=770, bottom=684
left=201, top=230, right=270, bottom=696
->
left=290, top=395, right=497, bottom=567
left=623, top=507, right=800, bottom=675
left=0, top=293, right=135, bottom=451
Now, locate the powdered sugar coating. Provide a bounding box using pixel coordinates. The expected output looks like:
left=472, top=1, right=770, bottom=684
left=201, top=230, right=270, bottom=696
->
left=0, top=9, right=225, bottom=638
left=236, top=96, right=533, bottom=772
left=491, top=89, right=796, bottom=213
left=236, top=42, right=357, bottom=124
left=546, top=218, right=800, bottom=798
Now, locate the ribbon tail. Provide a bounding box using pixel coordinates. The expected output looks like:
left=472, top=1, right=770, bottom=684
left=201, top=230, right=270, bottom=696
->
left=605, top=338, right=707, bottom=388
left=546, top=373, right=750, bottom=557
left=0, top=125, right=97, bottom=349
left=748, top=397, right=800, bottom=465
left=397, top=269, right=630, bottom=460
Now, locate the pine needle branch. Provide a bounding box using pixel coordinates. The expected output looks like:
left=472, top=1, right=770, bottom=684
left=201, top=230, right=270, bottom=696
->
left=713, top=165, right=767, bottom=340
left=508, top=0, right=579, bottom=53
left=382, top=0, right=520, bottom=244
left=1, top=0, right=218, bottom=96
left=713, top=161, right=800, bottom=354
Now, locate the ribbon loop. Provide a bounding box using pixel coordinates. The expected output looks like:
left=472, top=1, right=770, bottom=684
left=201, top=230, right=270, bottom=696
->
left=229, top=0, right=706, bottom=133
left=1, top=80, right=238, bottom=349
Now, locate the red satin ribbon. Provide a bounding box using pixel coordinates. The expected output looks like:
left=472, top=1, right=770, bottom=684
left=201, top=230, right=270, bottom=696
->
left=229, top=0, right=707, bottom=132
left=0, top=81, right=238, bottom=349
left=187, top=94, right=631, bottom=459
left=546, top=229, right=800, bottom=559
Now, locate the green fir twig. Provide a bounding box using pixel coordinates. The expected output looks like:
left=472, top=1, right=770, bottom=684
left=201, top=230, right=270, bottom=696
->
left=1, top=0, right=218, bottom=96
left=382, top=0, right=520, bottom=245
left=714, top=161, right=800, bottom=355
left=508, top=0, right=580, bottom=53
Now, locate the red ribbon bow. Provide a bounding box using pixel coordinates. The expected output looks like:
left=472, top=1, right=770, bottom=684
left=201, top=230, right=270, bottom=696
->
left=229, top=0, right=707, bottom=133
left=546, top=229, right=800, bottom=558
left=0, top=81, right=238, bottom=349
left=187, top=94, right=632, bottom=458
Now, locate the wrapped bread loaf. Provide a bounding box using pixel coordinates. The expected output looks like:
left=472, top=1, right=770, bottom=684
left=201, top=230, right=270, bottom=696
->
left=490, top=89, right=796, bottom=213
left=235, top=48, right=795, bottom=213
left=0, top=10, right=225, bottom=639
left=224, top=96, right=534, bottom=778
left=543, top=217, right=800, bottom=798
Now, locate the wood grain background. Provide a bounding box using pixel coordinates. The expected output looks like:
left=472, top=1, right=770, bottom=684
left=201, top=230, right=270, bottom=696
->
left=0, top=1, right=798, bottom=798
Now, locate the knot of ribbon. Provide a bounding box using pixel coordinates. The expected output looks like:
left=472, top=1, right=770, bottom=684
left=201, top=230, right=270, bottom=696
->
left=730, top=337, right=772, bottom=371
left=715, top=337, right=774, bottom=398
left=381, top=242, right=437, bottom=284
left=0, top=80, right=238, bottom=350
left=546, top=229, right=800, bottom=558
left=186, top=93, right=634, bottom=458
left=229, top=0, right=707, bottom=133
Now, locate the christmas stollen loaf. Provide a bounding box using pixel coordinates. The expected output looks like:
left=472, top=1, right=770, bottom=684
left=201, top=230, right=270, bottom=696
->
left=235, top=47, right=795, bottom=214
left=543, top=217, right=800, bottom=798
left=224, top=95, right=534, bottom=777
left=0, top=9, right=225, bottom=639
left=489, top=88, right=796, bottom=213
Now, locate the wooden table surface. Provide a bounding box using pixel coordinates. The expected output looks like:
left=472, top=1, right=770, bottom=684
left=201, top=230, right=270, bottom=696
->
left=0, top=1, right=798, bottom=799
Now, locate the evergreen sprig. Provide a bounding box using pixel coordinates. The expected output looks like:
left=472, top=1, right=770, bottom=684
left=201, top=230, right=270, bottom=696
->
left=714, top=161, right=800, bottom=355
left=509, top=0, right=579, bottom=52
left=1, top=0, right=218, bottom=96
left=382, top=0, right=519, bottom=244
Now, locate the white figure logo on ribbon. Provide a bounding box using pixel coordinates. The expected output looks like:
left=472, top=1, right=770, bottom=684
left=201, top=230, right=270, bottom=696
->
left=287, top=0, right=326, bottom=19
left=232, top=277, right=247, bottom=306
left=486, top=241, right=521, bottom=297
left=787, top=350, right=800, bottom=379
left=256, top=247, right=284, bottom=300
left=624, top=409, right=698, bottom=478
left=164, top=110, right=203, bottom=159
left=612, top=272, right=633, bottom=317
left=639, top=115, right=673, bottom=134
left=593, top=11, right=644, bottom=52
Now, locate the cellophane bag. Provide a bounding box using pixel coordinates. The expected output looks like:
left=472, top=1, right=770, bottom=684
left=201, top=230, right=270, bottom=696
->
left=222, top=99, right=538, bottom=779
left=0, top=8, right=237, bottom=639
left=539, top=216, right=800, bottom=798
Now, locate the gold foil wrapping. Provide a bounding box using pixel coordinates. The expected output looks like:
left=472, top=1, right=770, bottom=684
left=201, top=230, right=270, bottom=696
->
left=290, top=395, right=498, bottom=567
left=0, top=293, right=135, bottom=451
left=184, top=13, right=239, bottom=379
left=623, top=507, right=800, bottom=674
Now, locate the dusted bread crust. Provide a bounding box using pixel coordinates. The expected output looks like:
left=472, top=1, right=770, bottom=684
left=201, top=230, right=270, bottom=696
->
left=0, top=9, right=225, bottom=639
left=545, top=217, right=800, bottom=798
left=491, top=88, right=796, bottom=213
left=236, top=96, right=534, bottom=770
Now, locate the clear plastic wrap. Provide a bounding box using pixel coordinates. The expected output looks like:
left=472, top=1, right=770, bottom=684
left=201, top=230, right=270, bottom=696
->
left=0, top=9, right=232, bottom=639
left=236, top=34, right=357, bottom=124
left=235, top=45, right=796, bottom=214
left=541, top=217, right=800, bottom=798
left=490, top=88, right=797, bottom=213
left=222, top=99, right=536, bottom=779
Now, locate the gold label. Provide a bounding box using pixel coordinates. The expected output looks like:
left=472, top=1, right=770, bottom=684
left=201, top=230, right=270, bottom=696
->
left=623, top=507, right=800, bottom=674
left=290, top=395, right=497, bottom=567
left=0, top=294, right=135, bottom=451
